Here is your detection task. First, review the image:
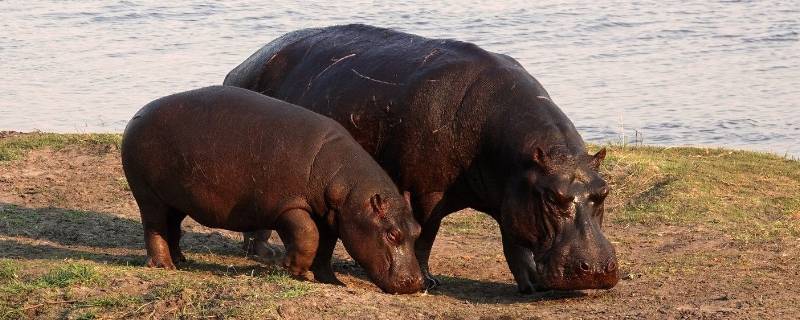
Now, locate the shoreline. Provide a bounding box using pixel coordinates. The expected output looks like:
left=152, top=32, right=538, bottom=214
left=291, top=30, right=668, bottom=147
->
left=1, top=130, right=797, bottom=161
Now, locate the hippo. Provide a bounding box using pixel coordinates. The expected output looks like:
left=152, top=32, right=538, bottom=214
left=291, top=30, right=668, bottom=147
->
left=121, top=85, right=424, bottom=294
left=224, top=24, right=618, bottom=292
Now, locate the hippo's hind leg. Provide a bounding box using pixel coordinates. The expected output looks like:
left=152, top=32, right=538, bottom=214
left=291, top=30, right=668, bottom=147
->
left=275, top=209, right=319, bottom=279
left=310, top=231, right=344, bottom=285
left=130, top=183, right=176, bottom=269
left=166, top=211, right=188, bottom=264
left=242, top=230, right=283, bottom=258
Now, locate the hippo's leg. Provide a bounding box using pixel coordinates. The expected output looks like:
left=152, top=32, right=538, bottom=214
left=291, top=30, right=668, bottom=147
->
left=242, top=230, right=283, bottom=258
left=275, top=209, right=319, bottom=279
left=500, top=226, right=538, bottom=294
left=310, top=231, right=344, bottom=285
left=166, top=211, right=188, bottom=264
left=410, top=192, right=446, bottom=289
left=133, top=187, right=176, bottom=269
left=128, top=177, right=175, bottom=269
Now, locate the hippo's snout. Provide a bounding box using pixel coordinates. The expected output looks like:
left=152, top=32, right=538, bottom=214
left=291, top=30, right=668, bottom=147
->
left=565, top=257, right=618, bottom=289
left=535, top=251, right=619, bottom=291
left=378, top=273, right=425, bottom=294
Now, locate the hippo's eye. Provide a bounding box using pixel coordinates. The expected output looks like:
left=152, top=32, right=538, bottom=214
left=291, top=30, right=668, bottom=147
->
left=590, top=184, right=610, bottom=202
left=386, top=228, right=404, bottom=244
left=546, top=190, right=574, bottom=206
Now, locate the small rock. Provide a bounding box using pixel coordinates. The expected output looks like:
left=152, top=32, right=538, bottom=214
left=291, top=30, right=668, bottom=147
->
left=622, top=273, right=638, bottom=280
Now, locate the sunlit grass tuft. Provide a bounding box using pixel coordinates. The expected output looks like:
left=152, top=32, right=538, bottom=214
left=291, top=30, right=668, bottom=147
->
left=0, top=132, right=121, bottom=161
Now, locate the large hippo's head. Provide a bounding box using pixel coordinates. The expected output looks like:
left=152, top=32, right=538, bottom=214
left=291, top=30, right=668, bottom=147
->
left=500, top=146, right=618, bottom=290
left=336, top=189, right=424, bottom=294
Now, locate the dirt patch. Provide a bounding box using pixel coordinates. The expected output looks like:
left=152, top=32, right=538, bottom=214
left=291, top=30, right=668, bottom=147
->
left=1, top=136, right=799, bottom=319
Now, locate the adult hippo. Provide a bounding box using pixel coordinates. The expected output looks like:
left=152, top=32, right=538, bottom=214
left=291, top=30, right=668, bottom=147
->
left=121, top=86, right=424, bottom=294
left=224, top=24, right=618, bottom=292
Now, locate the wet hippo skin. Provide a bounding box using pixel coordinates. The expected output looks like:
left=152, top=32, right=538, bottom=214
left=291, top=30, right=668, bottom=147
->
left=225, top=24, right=618, bottom=292
left=121, top=85, right=424, bottom=294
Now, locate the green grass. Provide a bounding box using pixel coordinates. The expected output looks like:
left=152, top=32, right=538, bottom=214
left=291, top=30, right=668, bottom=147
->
left=0, top=261, right=18, bottom=283
left=597, top=145, right=800, bottom=243
left=441, top=211, right=497, bottom=235
left=0, top=205, right=36, bottom=229
left=0, top=260, right=310, bottom=319
left=263, top=270, right=313, bottom=299
left=115, top=177, right=130, bottom=191
left=37, top=263, right=104, bottom=288
left=0, top=132, right=121, bottom=161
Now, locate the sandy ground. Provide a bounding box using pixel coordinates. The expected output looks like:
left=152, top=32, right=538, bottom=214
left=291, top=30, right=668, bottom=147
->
left=1, top=136, right=799, bottom=319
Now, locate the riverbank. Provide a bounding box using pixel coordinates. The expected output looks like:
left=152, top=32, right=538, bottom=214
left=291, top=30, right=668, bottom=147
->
left=1, top=132, right=798, bottom=319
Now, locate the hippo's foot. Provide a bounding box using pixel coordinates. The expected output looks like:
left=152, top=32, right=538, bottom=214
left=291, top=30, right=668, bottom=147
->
left=514, top=264, right=539, bottom=294
left=146, top=256, right=176, bottom=270
left=311, top=266, right=344, bottom=286
left=171, top=252, right=187, bottom=264
left=422, top=270, right=441, bottom=290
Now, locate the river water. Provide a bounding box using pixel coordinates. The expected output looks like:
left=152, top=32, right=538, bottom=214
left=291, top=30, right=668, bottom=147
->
left=1, top=1, right=798, bottom=155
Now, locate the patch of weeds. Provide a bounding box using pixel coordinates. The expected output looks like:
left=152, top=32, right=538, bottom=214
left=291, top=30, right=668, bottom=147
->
left=441, top=211, right=495, bottom=235
left=37, top=263, right=104, bottom=288
left=63, top=210, right=92, bottom=220
left=150, top=278, right=189, bottom=299
left=0, top=205, right=37, bottom=230
left=262, top=270, right=312, bottom=299
left=598, top=145, right=800, bottom=243
left=0, top=133, right=121, bottom=162
left=0, top=303, right=24, bottom=320
left=262, top=270, right=293, bottom=284
left=279, top=282, right=311, bottom=299
left=0, top=260, right=19, bottom=282
left=0, top=281, right=38, bottom=296
left=116, top=177, right=130, bottom=191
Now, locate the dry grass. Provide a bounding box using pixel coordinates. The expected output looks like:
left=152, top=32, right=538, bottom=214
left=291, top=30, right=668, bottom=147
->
left=0, top=133, right=798, bottom=319
left=597, top=145, right=800, bottom=244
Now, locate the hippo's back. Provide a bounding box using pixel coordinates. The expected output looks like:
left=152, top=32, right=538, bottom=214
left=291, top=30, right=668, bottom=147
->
left=121, top=86, right=345, bottom=228
left=224, top=24, right=542, bottom=191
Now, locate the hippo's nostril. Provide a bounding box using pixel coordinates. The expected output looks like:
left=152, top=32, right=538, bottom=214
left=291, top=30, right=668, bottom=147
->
left=606, top=260, right=617, bottom=273
left=579, top=262, right=590, bottom=272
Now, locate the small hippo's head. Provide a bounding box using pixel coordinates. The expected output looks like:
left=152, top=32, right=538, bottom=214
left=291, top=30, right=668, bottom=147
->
left=335, top=187, right=424, bottom=294
left=500, top=146, right=618, bottom=291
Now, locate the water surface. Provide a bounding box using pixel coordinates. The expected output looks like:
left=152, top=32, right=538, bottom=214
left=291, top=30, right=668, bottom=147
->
left=1, top=1, right=798, bottom=155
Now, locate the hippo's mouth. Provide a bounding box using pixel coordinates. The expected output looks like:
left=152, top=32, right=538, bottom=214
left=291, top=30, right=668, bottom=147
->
left=366, top=253, right=424, bottom=294
left=532, top=258, right=619, bottom=291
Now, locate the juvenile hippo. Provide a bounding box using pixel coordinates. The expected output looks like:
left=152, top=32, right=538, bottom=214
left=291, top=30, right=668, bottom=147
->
left=224, top=24, right=618, bottom=292
left=121, top=86, right=424, bottom=294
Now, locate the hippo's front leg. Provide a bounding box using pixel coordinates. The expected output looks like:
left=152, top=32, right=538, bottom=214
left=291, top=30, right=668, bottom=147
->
left=275, top=209, right=320, bottom=278
left=310, top=231, right=344, bottom=285
left=409, top=192, right=447, bottom=289
left=500, top=226, right=538, bottom=294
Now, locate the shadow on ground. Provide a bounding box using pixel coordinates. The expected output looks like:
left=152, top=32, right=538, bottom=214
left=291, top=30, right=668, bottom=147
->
left=0, top=202, right=588, bottom=303
left=331, top=246, right=588, bottom=304
left=0, top=202, right=242, bottom=263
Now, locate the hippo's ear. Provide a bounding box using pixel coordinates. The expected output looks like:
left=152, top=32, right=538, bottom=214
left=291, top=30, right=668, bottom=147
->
left=531, top=147, right=551, bottom=172
left=369, top=193, right=389, bottom=218
left=589, top=148, right=607, bottom=171
left=402, top=191, right=412, bottom=208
